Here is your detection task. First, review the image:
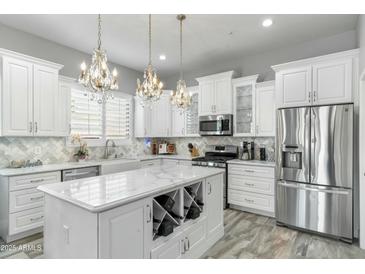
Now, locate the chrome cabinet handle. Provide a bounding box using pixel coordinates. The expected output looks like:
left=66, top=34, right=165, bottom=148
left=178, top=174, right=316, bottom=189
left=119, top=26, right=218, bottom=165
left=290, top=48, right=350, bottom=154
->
left=30, top=216, right=44, bottom=222
left=244, top=198, right=254, bottom=203
left=29, top=122, right=33, bottom=133
left=69, top=124, right=71, bottom=134
left=181, top=239, right=186, bottom=254
left=186, top=237, right=190, bottom=251
left=30, top=178, right=44, bottom=183
left=244, top=183, right=254, bottom=187
left=35, top=122, right=38, bottom=133
left=208, top=182, right=212, bottom=195
left=308, top=91, right=311, bottom=103
left=146, top=204, right=152, bottom=223
left=313, top=91, right=316, bottom=102
left=30, top=196, right=43, bottom=201
left=244, top=170, right=255, bottom=173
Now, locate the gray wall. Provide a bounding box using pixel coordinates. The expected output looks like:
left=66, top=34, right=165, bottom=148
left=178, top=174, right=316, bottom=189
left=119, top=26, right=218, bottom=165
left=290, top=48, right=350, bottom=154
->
left=0, top=23, right=142, bottom=95
left=358, top=15, right=365, bottom=73
left=165, top=30, right=357, bottom=88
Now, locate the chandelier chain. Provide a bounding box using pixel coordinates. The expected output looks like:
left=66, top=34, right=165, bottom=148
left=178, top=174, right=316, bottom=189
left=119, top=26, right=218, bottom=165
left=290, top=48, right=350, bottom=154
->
left=180, top=17, right=183, bottom=80
left=97, top=14, right=102, bottom=50
left=149, top=14, right=152, bottom=65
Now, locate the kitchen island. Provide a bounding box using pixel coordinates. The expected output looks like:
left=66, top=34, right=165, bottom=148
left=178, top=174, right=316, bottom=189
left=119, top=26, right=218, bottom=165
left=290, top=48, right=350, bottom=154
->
left=38, top=165, right=224, bottom=259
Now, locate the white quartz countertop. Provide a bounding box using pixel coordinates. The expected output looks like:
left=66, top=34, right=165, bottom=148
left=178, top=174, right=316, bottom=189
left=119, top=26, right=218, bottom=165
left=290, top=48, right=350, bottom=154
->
left=227, top=159, right=275, bottom=167
left=0, top=154, right=195, bottom=177
left=38, top=165, right=224, bottom=213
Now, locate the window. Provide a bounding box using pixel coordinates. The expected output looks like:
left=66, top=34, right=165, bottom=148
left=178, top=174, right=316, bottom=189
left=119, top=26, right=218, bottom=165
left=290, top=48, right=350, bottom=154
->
left=70, top=87, right=133, bottom=146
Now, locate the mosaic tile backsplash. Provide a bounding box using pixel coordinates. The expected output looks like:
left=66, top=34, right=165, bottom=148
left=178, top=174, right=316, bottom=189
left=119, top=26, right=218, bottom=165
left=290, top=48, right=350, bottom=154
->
left=0, top=136, right=274, bottom=169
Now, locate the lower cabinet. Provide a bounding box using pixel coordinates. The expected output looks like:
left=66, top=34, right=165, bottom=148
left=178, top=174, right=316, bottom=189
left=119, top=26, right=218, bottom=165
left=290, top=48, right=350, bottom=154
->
left=206, top=174, right=223, bottom=239
left=151, top=232, right=185, bottom=259
left=99, top=198, right=152, bottom=259
left=228, top=163, right=275, bottom=217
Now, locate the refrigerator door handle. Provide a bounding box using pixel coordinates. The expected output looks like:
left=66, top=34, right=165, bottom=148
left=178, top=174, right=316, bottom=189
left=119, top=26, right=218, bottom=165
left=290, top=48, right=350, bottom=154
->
left=278, top=181, right=351, bottom=195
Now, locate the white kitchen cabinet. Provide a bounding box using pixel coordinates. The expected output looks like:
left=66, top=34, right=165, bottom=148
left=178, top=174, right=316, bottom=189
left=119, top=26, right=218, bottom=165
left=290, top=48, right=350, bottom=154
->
left=206, top=173, right=223, bottom=239
left=150, top=93, right=171, bottom=137
left=33, top=64, right=59, bottom=136
left=312, top=58, right=352, bottom=105
left=185, top=86, right=199, bottom=136
left=232, top=75, right=258, bottom=136
left=255, top=81, right=275, bottom=136
left=197, top=71, right=234, bottom=116
left=99, top=198, right=152, bottom=259
left=0, top=49, right=63, bottom=137
left=171, top=106, right=186, bottom=137
left=2, top=56, right=33, bottom=136
left=272, top=49, right=358, bottom=108
left=151, top=232, right=185, bottom=259
left=134, top=96, right=151, bottom=138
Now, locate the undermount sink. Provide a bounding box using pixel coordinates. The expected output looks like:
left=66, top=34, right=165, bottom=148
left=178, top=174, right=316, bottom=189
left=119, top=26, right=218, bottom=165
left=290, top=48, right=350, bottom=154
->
left=99, top=158, right=141, bottom=175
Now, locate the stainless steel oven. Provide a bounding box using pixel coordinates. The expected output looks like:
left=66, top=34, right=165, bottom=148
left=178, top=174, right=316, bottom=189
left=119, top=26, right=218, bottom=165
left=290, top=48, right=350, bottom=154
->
left=199, top=114, right=233, bottom=136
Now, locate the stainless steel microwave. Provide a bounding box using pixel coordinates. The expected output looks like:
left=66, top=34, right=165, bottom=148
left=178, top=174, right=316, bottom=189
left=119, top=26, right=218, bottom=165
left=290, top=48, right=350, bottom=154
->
left=199, top=114, right=233, bottom=136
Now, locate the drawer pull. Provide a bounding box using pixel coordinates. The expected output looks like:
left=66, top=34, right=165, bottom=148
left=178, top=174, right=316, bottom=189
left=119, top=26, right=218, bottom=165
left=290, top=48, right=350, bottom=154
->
left=30, top=179, right=45, bottom=183
left=244, top=170, right=255, bottom=173
left=245, top=183, right=254, bottom=187
left=244, top=198, right=254, bottom=203
left=30, top=216, right=44, bottom=222
left=30, top=196, right=43, bottom=201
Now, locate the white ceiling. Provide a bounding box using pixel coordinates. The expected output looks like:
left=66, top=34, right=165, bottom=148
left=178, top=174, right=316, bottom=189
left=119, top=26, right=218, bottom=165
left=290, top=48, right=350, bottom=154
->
left=0, top=14, right=358, bottom=77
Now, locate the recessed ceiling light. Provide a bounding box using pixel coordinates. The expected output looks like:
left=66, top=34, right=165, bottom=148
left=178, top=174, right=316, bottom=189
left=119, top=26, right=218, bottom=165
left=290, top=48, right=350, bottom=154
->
left=262, top=19, right=273, bottom=27
left=159, top=54, right=166, bottom=60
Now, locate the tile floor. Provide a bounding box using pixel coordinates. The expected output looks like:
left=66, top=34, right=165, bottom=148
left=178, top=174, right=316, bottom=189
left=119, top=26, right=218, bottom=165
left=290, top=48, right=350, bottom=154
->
left=1, top=209, right=365, bottom=259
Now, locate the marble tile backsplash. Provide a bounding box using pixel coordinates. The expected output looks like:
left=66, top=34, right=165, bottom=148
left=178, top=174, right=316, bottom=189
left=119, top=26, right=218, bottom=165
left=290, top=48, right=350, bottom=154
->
left=0, top=136, right=275, bottom=169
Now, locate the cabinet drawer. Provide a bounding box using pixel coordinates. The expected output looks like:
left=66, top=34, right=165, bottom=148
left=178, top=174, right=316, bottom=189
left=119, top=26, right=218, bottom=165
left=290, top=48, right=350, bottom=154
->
left=9, top=171, right=61, bottom=191
left=228, top=164, right=274, bottom=179
left=9, top=207, right=44, bottom=235
left=228, top=175, right=274, bottom=195
left=9, top=188, right=44, bottom=213
left=228, top=189, right=274, bottom=213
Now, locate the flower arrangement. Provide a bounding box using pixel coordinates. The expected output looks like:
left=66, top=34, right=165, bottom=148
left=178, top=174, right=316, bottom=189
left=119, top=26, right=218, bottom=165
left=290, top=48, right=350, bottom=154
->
left=71, top=134, right=89, bottom=161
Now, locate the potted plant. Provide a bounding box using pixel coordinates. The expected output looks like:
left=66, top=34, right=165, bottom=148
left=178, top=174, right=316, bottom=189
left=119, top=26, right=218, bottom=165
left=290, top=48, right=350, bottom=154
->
left=71, top=134, right=89, bottom=162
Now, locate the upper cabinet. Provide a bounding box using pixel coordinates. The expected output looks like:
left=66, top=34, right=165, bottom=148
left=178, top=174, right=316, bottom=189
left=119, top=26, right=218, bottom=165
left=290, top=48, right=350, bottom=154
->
left=272, top=49, right=358, bottom=108
left=58, top=76, right=73, bottom=136
left=0, top=49, right=63, bottom=137
left=232, top=76, right=276, bottom=137
left=232, top=75, right=258, bottom=136
left=197, top=71, right=234, bottom=116
left=255, top=81, right=275, bottom=137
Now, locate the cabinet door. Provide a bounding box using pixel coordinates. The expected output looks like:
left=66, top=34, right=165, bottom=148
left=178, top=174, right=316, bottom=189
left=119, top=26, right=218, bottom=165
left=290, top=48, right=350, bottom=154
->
left=199, top=81, right=215, bottom=116
left=277, top=66, right=312, bottom=108
left=215, top=78, right=232, bottom=114
left=233, top=82, right=255, bottom=136
left=33, top=64, right=59, bottom=136
left=57, top=81, right=71, bottom=136
left=312, top=58, right=352, bottom=105
left=255, top=84, right=275, bottom=136
left=2, top=57, right=33, bottom=136
left=185, top=88, right=199, bottom=136
left=206, top=174, right=224, bottom=239
left=99, top=198, right=152, bottom=259
left=134, top=97, right=146, bottom=137
left=182, top=217, right=207, bottom=258
left=151, top=232, right=184, bottom=259
left=171, top=107, right=185, bottom=137
left=150, top=94, right=171, bottom=137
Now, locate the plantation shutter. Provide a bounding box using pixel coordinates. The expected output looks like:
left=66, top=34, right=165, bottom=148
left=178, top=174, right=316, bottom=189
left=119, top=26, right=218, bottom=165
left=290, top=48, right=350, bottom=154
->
left=105, top=95, right=131, bottom=139
left=70, top=89, right=103, bottom=138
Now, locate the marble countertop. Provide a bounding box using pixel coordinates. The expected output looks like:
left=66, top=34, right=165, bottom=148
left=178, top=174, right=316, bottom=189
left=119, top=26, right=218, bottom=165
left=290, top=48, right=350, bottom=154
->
left=227, top=159, right=275, bottom=167
left=0, top=154, right=195, bottom=177
left=38, top=165, right=224, bottom=213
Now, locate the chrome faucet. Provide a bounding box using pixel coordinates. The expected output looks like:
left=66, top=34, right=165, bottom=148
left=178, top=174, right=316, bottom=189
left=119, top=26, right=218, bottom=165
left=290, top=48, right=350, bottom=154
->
left=104, top=139, right=116, bottom=159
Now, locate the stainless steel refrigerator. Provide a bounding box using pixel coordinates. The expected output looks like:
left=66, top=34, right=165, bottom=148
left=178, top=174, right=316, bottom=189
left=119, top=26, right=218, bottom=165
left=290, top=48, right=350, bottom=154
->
left=276, top=104, right=353, bottom=242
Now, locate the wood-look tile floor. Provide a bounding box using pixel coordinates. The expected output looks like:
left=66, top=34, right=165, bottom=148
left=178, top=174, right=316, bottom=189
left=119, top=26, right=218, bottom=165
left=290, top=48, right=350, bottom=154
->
left=1, top=209, right=365, bottom=259
left=202, top=209, right=365, bottom=259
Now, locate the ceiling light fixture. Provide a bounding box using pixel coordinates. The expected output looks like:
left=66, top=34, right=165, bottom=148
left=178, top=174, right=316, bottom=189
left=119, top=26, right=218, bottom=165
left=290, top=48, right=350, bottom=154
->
left=136, top=14, right=164, bottom=106
left=262, top=18, right=273, bottom=27
left=79, top=14, right=118, bottom=104
left=159, top=54, right=166, bottom=60
left=170, top=14, right=192, bottom=110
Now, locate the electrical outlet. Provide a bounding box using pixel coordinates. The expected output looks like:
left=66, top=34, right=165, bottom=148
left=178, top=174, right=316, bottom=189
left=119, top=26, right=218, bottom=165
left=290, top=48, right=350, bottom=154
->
left=34, top=146, right=42, bottom=155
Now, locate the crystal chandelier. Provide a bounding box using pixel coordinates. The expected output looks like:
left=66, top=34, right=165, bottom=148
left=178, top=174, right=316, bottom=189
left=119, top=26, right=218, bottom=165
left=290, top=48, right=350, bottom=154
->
left=171, top=14, right=192, bottom=110
left=136, top=14, right=164, bottom=105
left=79, top=14, right=118, bottom=104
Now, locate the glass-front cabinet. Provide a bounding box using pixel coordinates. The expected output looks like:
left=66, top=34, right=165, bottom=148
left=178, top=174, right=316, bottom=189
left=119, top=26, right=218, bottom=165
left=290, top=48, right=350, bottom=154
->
left=185, top=86, right=199, bottom=136
left=233, top=75, right=259, bottom=136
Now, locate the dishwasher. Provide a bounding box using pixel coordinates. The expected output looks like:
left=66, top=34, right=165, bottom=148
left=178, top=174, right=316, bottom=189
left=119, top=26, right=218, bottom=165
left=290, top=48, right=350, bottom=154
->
left=61, top=166, right=100, bottom=181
